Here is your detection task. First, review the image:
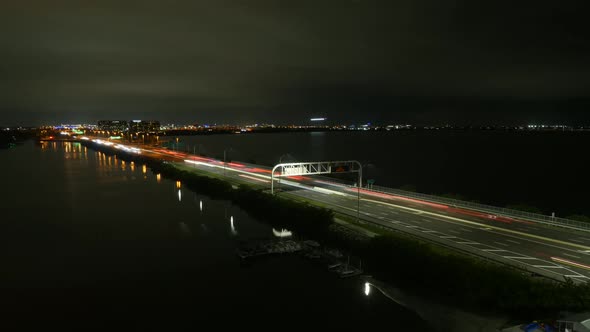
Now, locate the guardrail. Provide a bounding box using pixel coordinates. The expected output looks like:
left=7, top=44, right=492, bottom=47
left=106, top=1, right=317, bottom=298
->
left=365, top=184, right=590, bottom=232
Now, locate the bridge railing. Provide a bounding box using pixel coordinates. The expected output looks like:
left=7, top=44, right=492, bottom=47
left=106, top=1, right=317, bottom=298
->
left=366, top=184, right=590, bottom=232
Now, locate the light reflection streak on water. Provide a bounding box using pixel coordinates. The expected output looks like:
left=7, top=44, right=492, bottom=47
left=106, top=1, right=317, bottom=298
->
left=230, top=216, right=237, bottom=235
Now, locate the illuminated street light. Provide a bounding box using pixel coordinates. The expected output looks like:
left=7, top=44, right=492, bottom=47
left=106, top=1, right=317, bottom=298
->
left=364, top=282, right=371, bottom=296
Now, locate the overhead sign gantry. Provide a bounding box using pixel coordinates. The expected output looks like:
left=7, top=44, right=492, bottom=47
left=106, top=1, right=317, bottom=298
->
left=271, top=160, right=362, bottom=194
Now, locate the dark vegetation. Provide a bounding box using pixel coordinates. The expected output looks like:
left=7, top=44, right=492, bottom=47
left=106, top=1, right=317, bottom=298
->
left=359, top=235, right=590, bottom=318
left=81, top=140, right=590, bottom=318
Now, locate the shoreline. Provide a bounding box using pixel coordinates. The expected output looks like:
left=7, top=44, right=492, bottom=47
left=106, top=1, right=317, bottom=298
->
left=77, top=139, right=590, bottom=326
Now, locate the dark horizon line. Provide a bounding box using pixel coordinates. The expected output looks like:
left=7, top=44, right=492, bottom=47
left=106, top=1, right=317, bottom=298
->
left=3, top=122, right=590, bottom=129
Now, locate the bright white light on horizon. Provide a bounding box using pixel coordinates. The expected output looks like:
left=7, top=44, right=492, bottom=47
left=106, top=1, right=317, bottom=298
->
left=364, top=282, right=371, bottom=296
left=310, top=118, right=326, bottom=121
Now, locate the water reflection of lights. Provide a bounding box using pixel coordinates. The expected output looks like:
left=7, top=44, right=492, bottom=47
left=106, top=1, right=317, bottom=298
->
left=178, top=189, right=182, bottom=202
left=130, top=161, right=135, bottom=171
left=230, top=216, right=237, bottom=235
left=272, top=228, right=293, bottom=238
left=142, top=164, right=147, bottom=174
left=156, top=173, right=161, bottom=182
left=364, top=282, right=371, bottom=296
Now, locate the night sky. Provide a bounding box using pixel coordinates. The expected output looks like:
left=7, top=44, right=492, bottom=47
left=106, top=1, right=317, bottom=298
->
left=1, top=1, right=588, bottom=126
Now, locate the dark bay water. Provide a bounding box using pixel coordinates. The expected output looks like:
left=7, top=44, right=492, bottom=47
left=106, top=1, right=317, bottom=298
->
left=174, top=130, right=589, bottom=216
left=0, top=141, right=430, bottom=329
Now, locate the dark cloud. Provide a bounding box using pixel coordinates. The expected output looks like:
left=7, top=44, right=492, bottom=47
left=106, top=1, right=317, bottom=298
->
left=1, top=0, right=589, bottom=125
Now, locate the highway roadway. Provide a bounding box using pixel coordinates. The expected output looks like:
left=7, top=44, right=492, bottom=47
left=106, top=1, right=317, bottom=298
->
left=87, top=137, right=590, bottom=283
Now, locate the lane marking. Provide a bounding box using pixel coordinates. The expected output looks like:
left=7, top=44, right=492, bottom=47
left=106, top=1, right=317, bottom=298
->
left=361, top=198, right=590, bottom=251
left=563, top=253, right=581, bottom=259
left=534, top=265, right=565, bottom=269
left=551, top=257, right=590, bottom=271
left=504, top=256, right=538, bottom=260
left=284, top=193, right=590, bottom=280
left=485, top=229, right=590, bottom=259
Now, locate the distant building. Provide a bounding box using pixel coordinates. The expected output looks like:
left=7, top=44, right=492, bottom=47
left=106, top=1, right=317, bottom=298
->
left=97, top=120, right=128, bottom=132
left=128, top=120, right=160, bottom=133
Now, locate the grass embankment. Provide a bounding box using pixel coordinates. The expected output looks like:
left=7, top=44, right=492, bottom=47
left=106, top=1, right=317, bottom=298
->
left=82, top=141, right=590, bottom=318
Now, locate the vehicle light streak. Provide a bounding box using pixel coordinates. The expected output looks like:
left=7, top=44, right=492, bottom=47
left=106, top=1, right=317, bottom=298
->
left=314, top=179, right=348, bottom=188
left=238, top=174, right=270, bottom=183
left=551, top=257, right=590, bottom=270
left=347, top=188, right=449, bottom=209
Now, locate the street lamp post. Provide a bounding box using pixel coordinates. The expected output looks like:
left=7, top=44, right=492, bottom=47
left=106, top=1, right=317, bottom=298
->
left=277, top=154, right=286, bottom=193
left=357, top=169, right=361, bottom=222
